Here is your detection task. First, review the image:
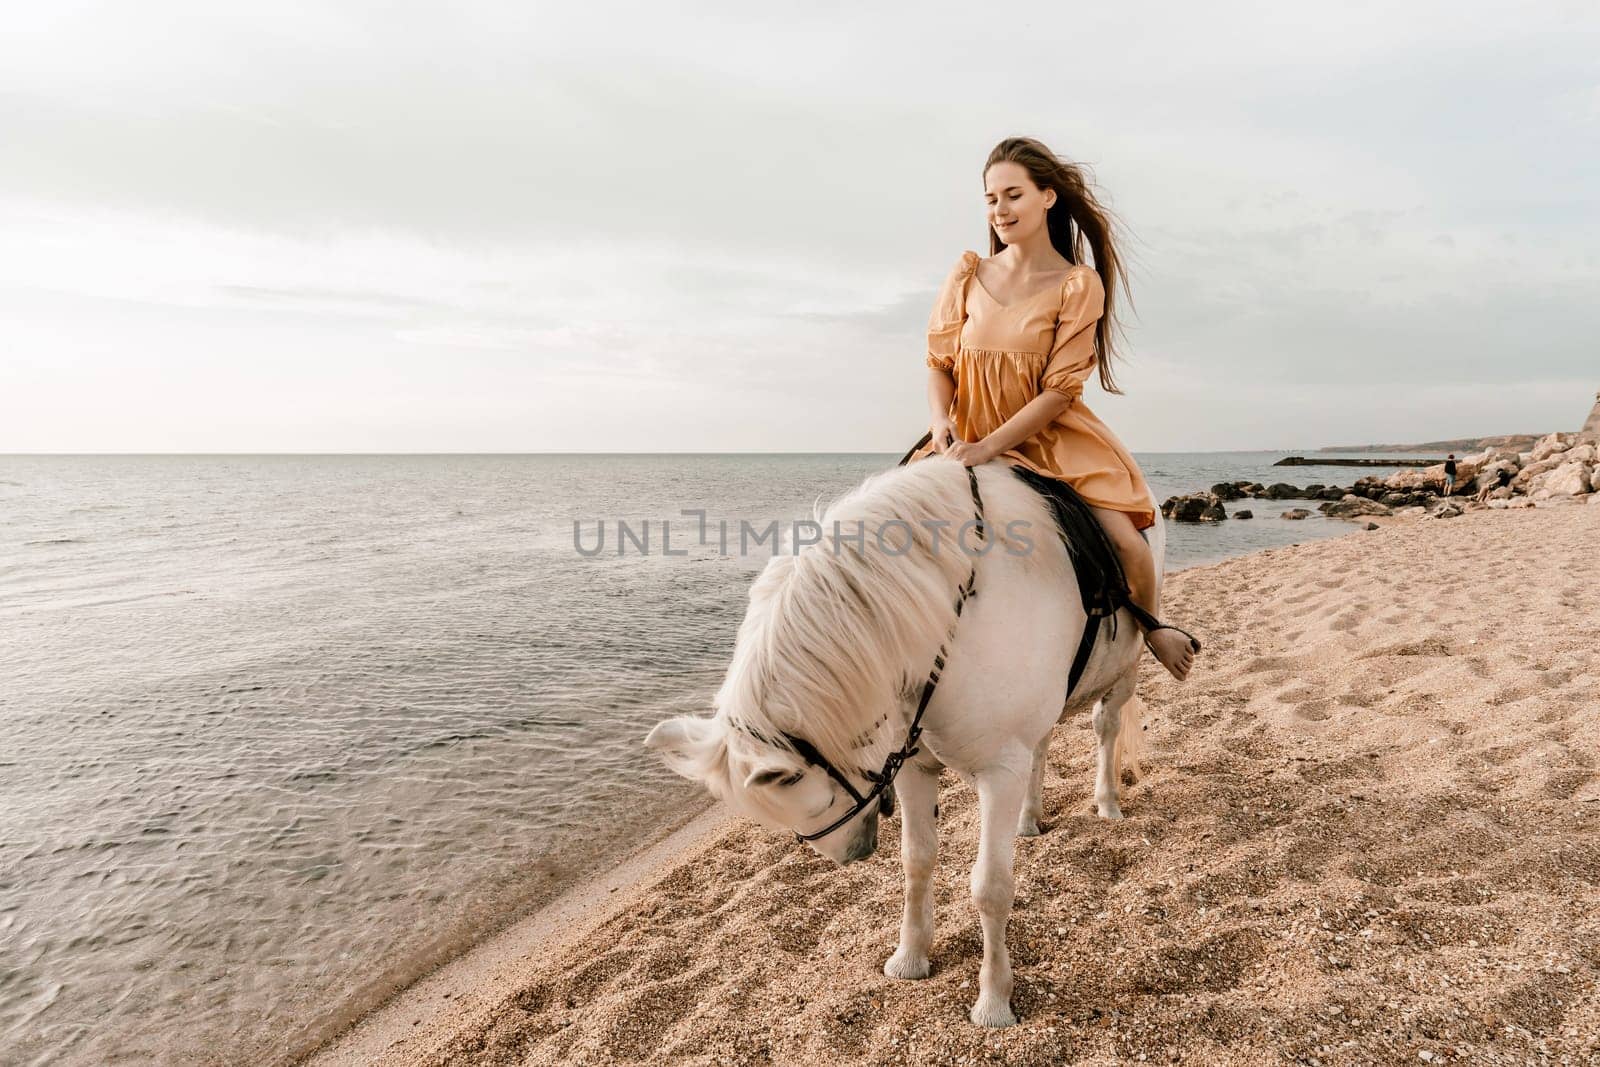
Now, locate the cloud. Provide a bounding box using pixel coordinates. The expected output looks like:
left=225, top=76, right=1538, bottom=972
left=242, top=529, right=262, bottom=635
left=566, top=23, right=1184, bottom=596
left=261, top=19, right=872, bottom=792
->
left=1, top=1, right=1596, bottom=451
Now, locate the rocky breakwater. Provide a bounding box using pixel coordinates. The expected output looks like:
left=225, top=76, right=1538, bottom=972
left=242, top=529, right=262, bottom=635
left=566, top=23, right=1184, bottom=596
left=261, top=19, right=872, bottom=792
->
left=1160, top=432, right=1599, bottom=527
left=1161, top=479, right=1389, bottom=524
left=1380, top=432, right=1598, bottom=514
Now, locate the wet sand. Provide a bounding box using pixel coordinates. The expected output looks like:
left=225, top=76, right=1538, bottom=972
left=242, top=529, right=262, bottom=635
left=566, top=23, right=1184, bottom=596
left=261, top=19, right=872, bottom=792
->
left=305, top=501, right=1599, bottom=1066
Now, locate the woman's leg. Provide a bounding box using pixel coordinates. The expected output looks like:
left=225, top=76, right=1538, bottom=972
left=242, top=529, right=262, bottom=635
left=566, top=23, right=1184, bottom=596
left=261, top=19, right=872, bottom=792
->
left=1088, top=504, right=1197, bottom=682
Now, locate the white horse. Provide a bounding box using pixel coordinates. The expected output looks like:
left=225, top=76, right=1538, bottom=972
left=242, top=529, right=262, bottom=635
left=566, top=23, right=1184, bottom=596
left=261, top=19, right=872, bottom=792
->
left=646, top=454, right=1158, bottom=1028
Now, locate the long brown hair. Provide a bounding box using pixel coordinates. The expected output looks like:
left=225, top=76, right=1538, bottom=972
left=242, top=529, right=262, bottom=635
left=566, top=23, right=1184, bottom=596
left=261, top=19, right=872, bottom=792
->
left=983, top=137, right=1131, bottom=395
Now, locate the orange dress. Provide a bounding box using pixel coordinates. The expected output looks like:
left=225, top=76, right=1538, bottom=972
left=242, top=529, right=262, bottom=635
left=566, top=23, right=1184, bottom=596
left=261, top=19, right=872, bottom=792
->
left=906, top=249, right=1156, bottom=531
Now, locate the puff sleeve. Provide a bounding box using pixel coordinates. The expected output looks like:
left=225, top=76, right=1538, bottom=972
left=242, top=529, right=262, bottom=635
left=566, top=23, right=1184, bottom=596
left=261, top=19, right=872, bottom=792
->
left=1039, top=266, right=1105, bottom=404
left=925, top=250, right=978, bottom=372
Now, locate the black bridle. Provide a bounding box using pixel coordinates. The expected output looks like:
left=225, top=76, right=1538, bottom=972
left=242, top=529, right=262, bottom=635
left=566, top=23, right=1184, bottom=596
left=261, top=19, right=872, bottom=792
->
left=749, top=465, right=987, bottom=844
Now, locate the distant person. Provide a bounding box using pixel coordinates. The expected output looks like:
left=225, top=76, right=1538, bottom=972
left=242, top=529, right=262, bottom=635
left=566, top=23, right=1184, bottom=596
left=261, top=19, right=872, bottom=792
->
left=1442, top=453, right=1457, bottom=495
left=1476, top=466, right=1514, bottom=503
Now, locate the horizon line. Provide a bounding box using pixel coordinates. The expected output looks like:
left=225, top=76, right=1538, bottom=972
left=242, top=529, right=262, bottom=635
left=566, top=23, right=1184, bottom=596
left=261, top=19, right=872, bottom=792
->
left=0, top=447, right=1452, bottom=458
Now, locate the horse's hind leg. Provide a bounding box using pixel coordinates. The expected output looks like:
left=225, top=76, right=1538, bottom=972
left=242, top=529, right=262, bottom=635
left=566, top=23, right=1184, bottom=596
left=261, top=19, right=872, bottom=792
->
left=1093, top=672, right=1139, bottom=820
left=1016, top=734, right=1050, bottom=837
left=884, top=761, right=940, bottom=981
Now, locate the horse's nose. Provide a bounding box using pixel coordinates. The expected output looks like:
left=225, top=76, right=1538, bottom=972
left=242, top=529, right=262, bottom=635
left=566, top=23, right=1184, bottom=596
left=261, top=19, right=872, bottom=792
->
left=842, top=814, right=879, bottom=863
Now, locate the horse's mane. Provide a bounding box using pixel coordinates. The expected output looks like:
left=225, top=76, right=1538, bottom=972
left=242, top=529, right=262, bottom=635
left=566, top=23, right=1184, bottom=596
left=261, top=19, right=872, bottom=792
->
left=714, top=458, right=1006, bottom=773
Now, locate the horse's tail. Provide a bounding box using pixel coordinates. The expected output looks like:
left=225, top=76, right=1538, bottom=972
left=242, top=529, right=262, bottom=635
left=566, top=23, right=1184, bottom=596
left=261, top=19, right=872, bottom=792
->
left=1113, top=692, right=1146, bottom=785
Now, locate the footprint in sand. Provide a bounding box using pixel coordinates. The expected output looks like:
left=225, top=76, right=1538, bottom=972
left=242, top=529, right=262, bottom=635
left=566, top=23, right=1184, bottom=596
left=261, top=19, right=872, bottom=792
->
left=1541, top=769, right=1593, bottom=800
left=1291, top=698, right=1332, bottom=721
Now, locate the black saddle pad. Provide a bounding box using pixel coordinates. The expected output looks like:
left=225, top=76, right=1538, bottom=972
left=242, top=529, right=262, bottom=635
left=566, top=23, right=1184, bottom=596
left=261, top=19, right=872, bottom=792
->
left=896, top=431, right=1133, bottom=638
left=1005, top=463, right=1131, bottom=638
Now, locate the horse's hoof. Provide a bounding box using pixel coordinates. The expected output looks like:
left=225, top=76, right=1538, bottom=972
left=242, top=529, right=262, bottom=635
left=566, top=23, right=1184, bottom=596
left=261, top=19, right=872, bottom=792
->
left=969, top=995, right=1017, bottom=1028
left=1095, top=800, right=1124, bottom=820
left=883, top=948, right=930, bottom=980
left=1016, top=817, right=1042, bottom=838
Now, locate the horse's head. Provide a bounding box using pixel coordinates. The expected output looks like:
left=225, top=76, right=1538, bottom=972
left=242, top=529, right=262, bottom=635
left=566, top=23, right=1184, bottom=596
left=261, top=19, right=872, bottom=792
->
left=645, top=714, right=880, bottom=865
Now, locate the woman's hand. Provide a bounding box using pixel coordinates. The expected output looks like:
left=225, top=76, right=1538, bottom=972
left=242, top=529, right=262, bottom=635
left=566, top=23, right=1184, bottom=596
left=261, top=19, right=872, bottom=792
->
left=945, top=436, right=1000, bottom=467
left=927, top=413, right=956, bottom=454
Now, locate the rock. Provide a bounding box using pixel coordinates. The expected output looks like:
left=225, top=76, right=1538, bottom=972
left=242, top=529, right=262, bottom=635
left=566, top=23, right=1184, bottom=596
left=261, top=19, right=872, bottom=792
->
left=1487, top=499, right=1511, bottom=509
left=1515, top=455, right=1565, bottom=487
left=1378, top=491, right=1410, bottom=507
left=1210, top=482, right=1245, bottom=501
left=1263, top=482, right=1301, bottom=500
left=1365, top=521, right=1380, bottom=530
left=1304, top=484, right=1325, bottom=496
left=1281, top=508, right=1312, bottom=520
left=1510, top=497, right=1535, bottom=508
left=1566, top=442, right=1596, bottom=466
left=1538, top=461, right=1592, bottom=496
left=1234, top=509, right=1253, bottom=519
left=1430, top=503, right=1463, bottom=519
left=1317, top=486, right=1345, bottom=501
left=1397, top=506, right=1426, bottom=518
left=1324, top=494, right=1393, bottom=519
left=1530, top=431, right=1575, bottom=462
left=1590, top=493, right=1600, bottom=505
left=1382, top=467, right=1433, bottom=491
left=1163, top=493, right=1227, bottom=522
left=1351, top=477, right=1388, bottom=499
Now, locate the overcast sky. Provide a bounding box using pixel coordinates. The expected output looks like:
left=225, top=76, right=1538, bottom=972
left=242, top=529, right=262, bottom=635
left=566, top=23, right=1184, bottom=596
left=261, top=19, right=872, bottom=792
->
left=2, top=1, right=1597, bottom=453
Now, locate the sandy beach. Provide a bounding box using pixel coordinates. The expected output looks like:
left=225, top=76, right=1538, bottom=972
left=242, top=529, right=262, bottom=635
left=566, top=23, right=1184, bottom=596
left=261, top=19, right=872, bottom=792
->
left=306, top=501, right=1599, bottom=1067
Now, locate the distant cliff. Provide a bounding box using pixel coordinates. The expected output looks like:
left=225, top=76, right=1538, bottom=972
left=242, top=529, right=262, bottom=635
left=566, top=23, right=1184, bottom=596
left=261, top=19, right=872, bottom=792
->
left=1316, top=434, right=1541, bottom=454
left=1320, top=390, right=1599, bottom=454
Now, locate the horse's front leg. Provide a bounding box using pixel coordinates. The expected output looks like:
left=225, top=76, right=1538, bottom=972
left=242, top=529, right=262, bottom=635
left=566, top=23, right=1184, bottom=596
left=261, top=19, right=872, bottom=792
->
left=884, top=761, right=940, bottom=980
left=969, top=762, right=1027, bottom=1027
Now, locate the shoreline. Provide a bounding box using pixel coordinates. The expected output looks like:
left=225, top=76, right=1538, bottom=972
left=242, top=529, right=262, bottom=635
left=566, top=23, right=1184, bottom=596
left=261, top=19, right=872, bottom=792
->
left=303, top=501, right=1598, bottom=1065
left=301, top=802, right=729, bottom=1066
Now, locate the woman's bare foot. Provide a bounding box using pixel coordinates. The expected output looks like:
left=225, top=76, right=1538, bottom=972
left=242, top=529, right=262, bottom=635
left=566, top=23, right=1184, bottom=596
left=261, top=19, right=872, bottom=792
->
left=1146, top=627, right=1198, bottom=681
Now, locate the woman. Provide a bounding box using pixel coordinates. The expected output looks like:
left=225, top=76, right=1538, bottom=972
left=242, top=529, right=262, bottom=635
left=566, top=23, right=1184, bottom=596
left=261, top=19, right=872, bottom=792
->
left=904, top=137, right=1200, bottom=682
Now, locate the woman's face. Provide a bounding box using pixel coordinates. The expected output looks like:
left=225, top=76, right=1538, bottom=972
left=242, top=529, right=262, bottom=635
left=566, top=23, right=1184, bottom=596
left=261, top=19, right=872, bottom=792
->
left=984, top=161, right=1054, bottom=245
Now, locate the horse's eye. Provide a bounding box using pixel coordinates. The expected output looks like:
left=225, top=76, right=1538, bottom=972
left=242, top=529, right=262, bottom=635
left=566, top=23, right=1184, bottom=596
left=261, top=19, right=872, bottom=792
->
left=749, top=768, right=805, bottom=788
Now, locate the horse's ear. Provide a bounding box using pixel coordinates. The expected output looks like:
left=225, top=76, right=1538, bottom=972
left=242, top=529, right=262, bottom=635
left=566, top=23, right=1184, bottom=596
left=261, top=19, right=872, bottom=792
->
left=645, top=716, right=723, bottom=781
